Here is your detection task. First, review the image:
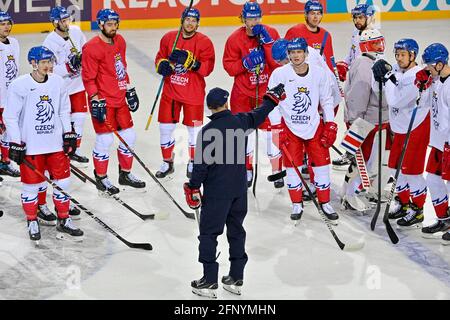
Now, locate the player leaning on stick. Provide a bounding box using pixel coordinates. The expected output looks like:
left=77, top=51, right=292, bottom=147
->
left=3, top=46, right=83, bottom=243
left=82, top=8, right=145, bottom=195
left=417, top=43, right=450, bottom=243
left=154, top=7, right=215, bottom=179
left=372, top=39, right=431, bottom=229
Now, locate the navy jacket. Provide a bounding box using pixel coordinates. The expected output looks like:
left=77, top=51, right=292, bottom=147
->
left=189, top=98, right=276, bottom=199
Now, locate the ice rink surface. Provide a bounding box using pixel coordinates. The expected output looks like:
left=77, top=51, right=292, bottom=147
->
left=1, top=19, right=450, bottom=300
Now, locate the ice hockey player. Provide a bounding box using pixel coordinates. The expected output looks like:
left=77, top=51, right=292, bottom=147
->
left=268, top=38, right=339, bottom=223
left=335, top=3, right=376, bottom=83
left=372, top=39, right=430, bottom=229
left=184, top=84, right=286, bottom=298
left=154, top=7, right=215, bottom=179
left=223, top=1, right=282, bottom=188
left=341, top=29, right=388, bottom=212
left=3, top=46, right=84, bottom=244
left=82, top=8, right=145, bottom=195
left=417, top=43, right=450, bottom=243
left=0, top=11, right=20, bottom=178
left=43, top=6, right=89, bottom=165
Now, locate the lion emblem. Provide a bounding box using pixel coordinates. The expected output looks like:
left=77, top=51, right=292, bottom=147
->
left=292, top=87, right=311, bottom=114
left=35, top=96, right=54, bottom=124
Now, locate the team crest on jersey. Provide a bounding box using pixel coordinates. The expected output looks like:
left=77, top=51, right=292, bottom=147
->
left=313, top=43, right=321, bottom=50
left=36, top=95, right=54, bottom=124
left=292, top=87, right=311, bottom=114
left=5, top=55, right=18, bottom=88
left=114, top=54, right=126, bottom=81
left=431, top=91, right=439, bottom=130
left=392, top=107, right=399, bottom=116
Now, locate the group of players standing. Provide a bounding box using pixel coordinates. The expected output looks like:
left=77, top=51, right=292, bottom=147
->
left=0, top=0, right=448, bottom=246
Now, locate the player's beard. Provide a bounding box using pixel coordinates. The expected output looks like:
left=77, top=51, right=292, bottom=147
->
left=101, top=28, right=117, bottom=39
left=355, top=22, right=367, bottom=31
left=56, top=22, right=69, bottom=33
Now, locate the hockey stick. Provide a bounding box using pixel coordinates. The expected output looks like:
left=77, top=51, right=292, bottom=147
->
left=103, top=119, right=195, bottom=220
left=23, top=159, right=152, bottom=250
left=379, top=90, right=424, bottom=244
left=252, top=63, right=261, bottom=197
left=330, top=57, right=345, bottom=97
left=144, top=0, right=194, bottom=131
left=370, top=81, right=384, bottom=231
left=267, top=170, right=286, bottom=182
left=281, top=145, right=364, bottom=251
left=70, top=164, right=156, bottom=220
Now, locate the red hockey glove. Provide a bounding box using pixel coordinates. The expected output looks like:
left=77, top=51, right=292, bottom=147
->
left=263, top=83, right=286, bottom=105
left=414, top=69, right=432, bottom=91
left=320, top=121, right=338, bottom=148
left=442, top=143, right=450, bottom=181
left=271, top=123, right=288, bottom=149
left=0, top=108, right=5, bottom=134
left=336, top=61, right=348, bottom=82
left=183, top=182, right=202, bottom=209
left=63, top=131, right=78, bottom=156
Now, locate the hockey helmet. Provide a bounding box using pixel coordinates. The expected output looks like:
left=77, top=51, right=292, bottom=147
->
left=49, top=6, right=71, bottom=22
left=0, top=11, right=13, bottom=23
left=182, top=7, right=200, bottom=22
left=28, top=46, right=55, bottom=64
left=359, top=29, right=385, bottom=54
left=394, top=38, right=419, bottom=58
left=422, top=43, right=449, bottom=65
left=304, top=1, right=323, bottom=14
left=96, top=8, right=120, bottom=26
left=287, top=38, right=308, bottom=53
left=272, top=38, right=289, bottom=62
left=242, top=1, right=262, bottom=19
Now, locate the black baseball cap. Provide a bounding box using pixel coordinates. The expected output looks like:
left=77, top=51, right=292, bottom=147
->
left=206, top=87, right=229, bottom=109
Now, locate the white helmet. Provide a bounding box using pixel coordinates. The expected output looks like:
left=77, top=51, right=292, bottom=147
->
left=359, top=29, right=385, bottom=55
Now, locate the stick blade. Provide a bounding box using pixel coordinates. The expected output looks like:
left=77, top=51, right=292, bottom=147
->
left=127, top=242, right=153, bottom=251
left=267, top=170, right=286, bottom=182
left=343, top=241, right=365, bottom=251
left=385, top=221, right=399, bottom=244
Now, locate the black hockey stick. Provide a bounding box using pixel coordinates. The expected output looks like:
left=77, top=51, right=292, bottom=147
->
left=103, top=119, right=195, bottom=220
left=282, top=145, right=364, bottom=251
left=267, top=170, right=286, bottom=182
left=379, top=90, right=424, bottom=244
left=252, top=63, right=261, bottom=197
left=370, top=81, right=384, bottom=231
left=23, top=159, right=152, bottom=250
left=70, top=164, right=156, bottom=220
left=144, top=0, right=194, bottom=130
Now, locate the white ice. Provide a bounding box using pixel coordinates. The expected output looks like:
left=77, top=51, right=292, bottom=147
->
left=0, top=19, right=450, bottom=300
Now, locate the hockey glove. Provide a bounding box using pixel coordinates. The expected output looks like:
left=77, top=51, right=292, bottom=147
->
left=414, top=69, right=432, bottom=91
left=252, top=24, right=274, bottom=45
left=63, top=131, right=77, bottom=156
left=126, top=87, right=139, bottom=112
left=271, top=123, right=288, bottom=149
left=442, top=143, right=450, bottom=181
left=242, top=49, right=265, bottom=72
left=9, top=142, right=26, bottom=165
left=372, top=59, right=394, bottom=83
left=336, top=61, right=349, bottom=82
left=320, top=121, right=338, bottom=148
left=169, top=49, right=201, bottom=71
left=156, top=59, right=173, bottom=77
left=66, top=54, right=82, bottom=75
left=263, top=83, right=286, bottom=105
left=0, top=108, right=5, bottom=135
left=183, top=182, right=202, bottom=209
left=91, top=98, right=107, bottom=123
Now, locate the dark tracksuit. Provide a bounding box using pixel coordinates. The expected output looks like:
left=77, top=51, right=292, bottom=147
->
left=189, top=97, right=277, bottom=283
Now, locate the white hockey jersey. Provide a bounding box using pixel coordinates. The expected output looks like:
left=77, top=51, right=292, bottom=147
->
left=268, top=63, right=334, bottom=140
left=4, top=73, right=72, bottom=155
left=383, top=65, right=430, bottom=134
left=0, top=37, right=20, bottom=107
left=425, top=75, right=450, bottom=151
left=42, top=25, right=86, bottom=95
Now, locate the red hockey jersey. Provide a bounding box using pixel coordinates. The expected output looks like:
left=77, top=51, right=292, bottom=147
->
left=155, top=31, right=215, bottom=105
left=82, top=34, right=130, bottom=108
left=285, top=24, right=335, bottom=71
left=223, top=25, right=280, bottom=99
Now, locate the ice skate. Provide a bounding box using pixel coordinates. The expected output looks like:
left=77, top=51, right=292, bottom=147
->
left=70, top=152, right=89, bottom=167
left=186, top=160, right=194, bottom=179
left=94, top=170, right=120, bottom=195
left=0, top=161, right=20, bottom=177
left=320, top=202, right=339, bottom=225
left=332, top=153, right=352, bottom=171
left=56, top=217, right=84, bottom=242
left=291, top=202, right=304, bottom=226
left=191, top=277, right=218, bottom=299
left=155, top=160, right=174, bottom=179
left=397, top=204, right=424, bottom=229
left=442, top=231, right=450, bottom=246
left=422, top=218, right=450, bottom=239
left=37, top=204, right=57, bottom=226
left=69, top=203, right=81, bottom=220
left=388, top=196, right=409, bottom=219
left=273, top=177, right=284, bottom=189
left=27, top=219, right=41, bottom=246
left=118, top=167, right=146, bottom=191
left=222, top=275, right=243, bottom=295
left=341, top=194, right=371, bottom=214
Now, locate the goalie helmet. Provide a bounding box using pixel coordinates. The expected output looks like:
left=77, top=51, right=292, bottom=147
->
left=359, top=29, right=385, bottom=55
left=351, top=4, right=375, bottom=17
